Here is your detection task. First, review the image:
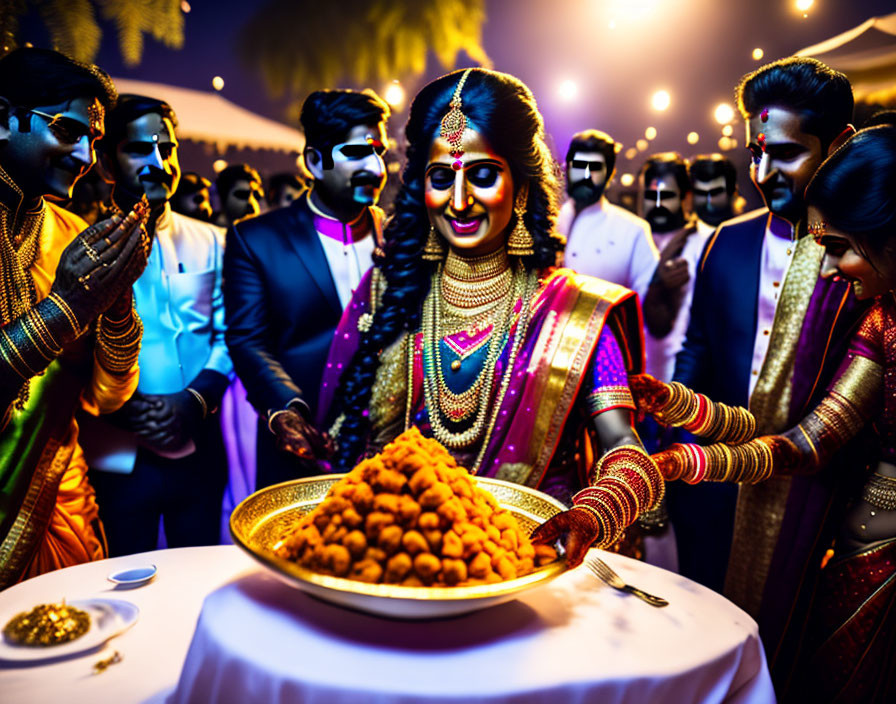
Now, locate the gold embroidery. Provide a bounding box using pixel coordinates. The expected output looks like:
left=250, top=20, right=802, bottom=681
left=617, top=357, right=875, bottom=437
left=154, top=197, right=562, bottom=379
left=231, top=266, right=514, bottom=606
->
left=587, top=385, right=635, bottom=414
left=728, top=234, right=824, bottom=617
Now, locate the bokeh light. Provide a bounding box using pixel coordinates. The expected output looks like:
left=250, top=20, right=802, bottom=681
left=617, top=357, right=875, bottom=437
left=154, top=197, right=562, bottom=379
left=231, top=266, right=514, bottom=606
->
left=383, top=81, right=406, bottom=107
left=645, top=126, right=657, bottom=140
left=651, top=90, right=671, bottom=112
left=212, top=76, right=224, bottom=91
left=558, top=79, right=579, bottom=102
left=795, top=0, right=813, bottom=11
left=181, top=1, right=191, bottom=12
left=620, top=173, right=635, bottom=187
left=752, top=48, right=764, bottom=61
left=212, top=159, right=228, bottom=173
left=687, top=131, right=699, bottom=145
left=625, top=147, right=638, bottom=160
left=636, top=139, right=649, bottom=151
left=722, top=124, right=734, bottom=136
left=714, top=102, right=735, bottom=125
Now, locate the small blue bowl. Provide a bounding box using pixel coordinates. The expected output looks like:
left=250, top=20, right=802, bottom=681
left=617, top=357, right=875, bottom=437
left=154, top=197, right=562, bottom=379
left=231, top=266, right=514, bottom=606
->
left=107, top=564, right=157, bottom=588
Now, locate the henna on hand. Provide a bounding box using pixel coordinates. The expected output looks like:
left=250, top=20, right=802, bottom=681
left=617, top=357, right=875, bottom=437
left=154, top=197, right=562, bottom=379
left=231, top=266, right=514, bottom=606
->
left=530, top=506, right=601, bottom=568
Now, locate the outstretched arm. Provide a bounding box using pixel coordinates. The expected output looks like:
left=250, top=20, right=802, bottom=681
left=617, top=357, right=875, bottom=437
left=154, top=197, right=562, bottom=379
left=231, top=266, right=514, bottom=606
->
left=532, top=326, right=663, bottom=566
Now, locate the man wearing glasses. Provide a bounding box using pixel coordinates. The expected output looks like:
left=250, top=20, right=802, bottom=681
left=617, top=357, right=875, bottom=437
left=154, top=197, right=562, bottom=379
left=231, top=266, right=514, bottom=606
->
left=223, top=89, right=390, bottom=490
left=0, top=49, right=150, bottom=587
left=79, top=94, right=232, bottom=557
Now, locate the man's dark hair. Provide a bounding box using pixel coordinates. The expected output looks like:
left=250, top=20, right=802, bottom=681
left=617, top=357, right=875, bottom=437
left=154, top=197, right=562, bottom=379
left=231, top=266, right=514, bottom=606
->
left=99, top=93, right=177, bottom=155
left=266, top=171, right=305, bottom=205
left=565, top=129, right=617, bottom=174
left=300, top=89, right=390, bottom=169
left=736, top=57, right=853, bottom=150
left=688, top=153, right=736, bottom=195
left=215, top=163, right=262, bottom=200
left=0, top=47, right=116, bottom=117
left=639, top=152, right=690, bottom=194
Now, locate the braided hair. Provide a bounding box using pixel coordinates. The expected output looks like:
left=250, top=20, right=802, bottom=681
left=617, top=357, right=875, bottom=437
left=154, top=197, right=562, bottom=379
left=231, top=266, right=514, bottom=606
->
left=330, top=68, right=563, bottom=470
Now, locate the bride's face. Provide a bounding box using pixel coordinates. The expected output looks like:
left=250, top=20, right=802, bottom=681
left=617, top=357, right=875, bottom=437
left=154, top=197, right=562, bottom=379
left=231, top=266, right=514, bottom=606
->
left=812, top=205, right=894, bottom=300
left=424, top=128, right=516, bottom=257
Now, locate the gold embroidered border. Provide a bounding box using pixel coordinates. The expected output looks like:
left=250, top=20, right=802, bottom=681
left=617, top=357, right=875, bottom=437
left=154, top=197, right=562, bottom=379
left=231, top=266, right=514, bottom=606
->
left=0, top=434, right=70, bottom=589
left=727, top=235, right=824, bottom=616
left=830, top=355, right=883, bottom=417
left=587, top=385, right=635, bottom=414
left=494, top=270, right=639, bottom=488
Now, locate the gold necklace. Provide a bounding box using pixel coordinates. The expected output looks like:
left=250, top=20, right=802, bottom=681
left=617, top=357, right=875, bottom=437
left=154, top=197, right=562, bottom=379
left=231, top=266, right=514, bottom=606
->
left=441, top=248, right=512, bottom=309
left=421, top=260, right=529, bottom=449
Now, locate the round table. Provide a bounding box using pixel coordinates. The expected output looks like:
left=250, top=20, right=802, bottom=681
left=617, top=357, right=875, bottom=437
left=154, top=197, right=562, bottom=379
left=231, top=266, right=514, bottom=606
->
left=0, top=546, right=775, bottom=704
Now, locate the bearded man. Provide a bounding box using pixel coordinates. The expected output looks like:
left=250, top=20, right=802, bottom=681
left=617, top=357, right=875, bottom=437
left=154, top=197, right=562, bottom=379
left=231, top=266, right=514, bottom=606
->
left=559, top=129, right=658, bottom=306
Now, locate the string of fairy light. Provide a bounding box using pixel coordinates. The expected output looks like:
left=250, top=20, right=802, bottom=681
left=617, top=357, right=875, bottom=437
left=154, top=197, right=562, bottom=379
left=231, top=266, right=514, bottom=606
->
left=203, top=0, right=819, bottom=176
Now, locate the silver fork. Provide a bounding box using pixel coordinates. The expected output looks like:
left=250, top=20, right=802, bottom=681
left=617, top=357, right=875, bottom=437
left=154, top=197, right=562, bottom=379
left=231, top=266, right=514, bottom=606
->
left=585, top=555, right=669, bottom=608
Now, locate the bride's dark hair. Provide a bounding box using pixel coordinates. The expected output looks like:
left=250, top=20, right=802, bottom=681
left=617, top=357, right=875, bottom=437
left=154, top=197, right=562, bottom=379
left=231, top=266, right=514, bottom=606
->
left=329, top=68, right=563, bottom=470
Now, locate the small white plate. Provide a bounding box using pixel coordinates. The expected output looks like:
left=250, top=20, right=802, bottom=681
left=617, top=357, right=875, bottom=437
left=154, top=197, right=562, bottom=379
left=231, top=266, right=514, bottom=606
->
left=0, top=598, right=139, bottom=663
left=108, top=564, right=157, bottom=587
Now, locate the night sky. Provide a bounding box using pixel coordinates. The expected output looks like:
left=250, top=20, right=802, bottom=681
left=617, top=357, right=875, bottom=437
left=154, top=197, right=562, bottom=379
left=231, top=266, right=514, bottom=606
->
left=19, top=0, right=896, bottom=205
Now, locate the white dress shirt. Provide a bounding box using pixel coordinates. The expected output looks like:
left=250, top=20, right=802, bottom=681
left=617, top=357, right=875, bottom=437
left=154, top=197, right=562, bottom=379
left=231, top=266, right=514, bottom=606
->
left=748, top=215, right=795, bottom=398
left=559, top=196, right=659, bottom=302
left=82, top=205, right=232, bottom=470
left=317, top=232, right=375, bottom=309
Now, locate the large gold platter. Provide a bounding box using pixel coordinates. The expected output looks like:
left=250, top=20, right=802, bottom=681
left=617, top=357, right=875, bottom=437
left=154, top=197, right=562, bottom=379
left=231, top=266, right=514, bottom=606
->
left=231, top=475, right=568, bottom=619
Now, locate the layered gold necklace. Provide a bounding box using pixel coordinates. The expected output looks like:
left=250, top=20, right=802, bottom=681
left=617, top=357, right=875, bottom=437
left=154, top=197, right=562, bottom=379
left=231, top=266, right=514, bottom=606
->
left=421, top=247, right=536, bottom=457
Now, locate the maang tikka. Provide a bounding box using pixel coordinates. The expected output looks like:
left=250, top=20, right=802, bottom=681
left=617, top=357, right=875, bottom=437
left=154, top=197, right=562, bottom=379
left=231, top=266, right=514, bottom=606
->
left=440, top=68, right=473, bottom=169
left=423, top=69, right=475, bottom=262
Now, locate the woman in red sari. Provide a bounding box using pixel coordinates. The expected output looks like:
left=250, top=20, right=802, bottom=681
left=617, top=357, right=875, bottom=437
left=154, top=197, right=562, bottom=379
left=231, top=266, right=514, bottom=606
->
left=318, top=68, right=663, bottom=566
left=635, top=125, right=896, bottom=702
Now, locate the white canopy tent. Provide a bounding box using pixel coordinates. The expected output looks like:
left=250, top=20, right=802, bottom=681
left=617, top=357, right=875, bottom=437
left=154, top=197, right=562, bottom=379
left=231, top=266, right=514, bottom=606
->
left=111, top=77, right=304, bottom=154
left=797, top=12, right=896, bottom=103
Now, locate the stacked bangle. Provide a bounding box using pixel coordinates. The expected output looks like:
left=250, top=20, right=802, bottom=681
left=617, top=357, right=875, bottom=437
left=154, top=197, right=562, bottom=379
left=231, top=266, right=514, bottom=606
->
left=654, top=381, right=756, bottom=444
left=95, top=308, right=142, bottom=374
left=573, top=444, right=665, bottom=548
left=46, top=292, right=82, bottom=337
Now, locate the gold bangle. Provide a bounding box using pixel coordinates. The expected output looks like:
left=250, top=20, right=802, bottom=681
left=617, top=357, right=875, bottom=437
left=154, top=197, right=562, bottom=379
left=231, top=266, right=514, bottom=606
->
left=47, top=292, right=81, bottom=336
left=17, top=317, right=52, bottom=362
left=27, top=309, right=61, bottom=354
left=186, top=388, right=208, bottom=420
left=0, top=336, right=28, bottom=380
left=1, top=329, right=37, bottom=377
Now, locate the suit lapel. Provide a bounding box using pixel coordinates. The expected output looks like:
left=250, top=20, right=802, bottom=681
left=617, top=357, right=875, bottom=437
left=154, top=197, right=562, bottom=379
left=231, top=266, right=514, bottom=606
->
left=282, top=195, right=342, bottom=316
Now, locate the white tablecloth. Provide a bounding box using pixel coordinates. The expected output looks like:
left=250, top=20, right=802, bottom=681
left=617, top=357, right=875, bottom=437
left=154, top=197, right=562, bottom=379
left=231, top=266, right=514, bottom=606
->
left=0, top=546, right=775, bottom=704
left=0, top=546, right=256, bottom=704
left=172, top=549, right=775, bottom=704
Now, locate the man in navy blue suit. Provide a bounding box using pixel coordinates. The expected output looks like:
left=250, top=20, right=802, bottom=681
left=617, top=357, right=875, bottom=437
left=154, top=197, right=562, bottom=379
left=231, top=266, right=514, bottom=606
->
left=670, top=57, right=868, bottom=685
left=223, top=89, right=389, bottom=490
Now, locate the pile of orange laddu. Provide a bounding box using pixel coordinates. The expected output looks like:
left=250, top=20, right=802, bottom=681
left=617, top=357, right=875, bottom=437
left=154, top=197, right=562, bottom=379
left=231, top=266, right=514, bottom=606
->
left=275, top=427, right=557, bottom=586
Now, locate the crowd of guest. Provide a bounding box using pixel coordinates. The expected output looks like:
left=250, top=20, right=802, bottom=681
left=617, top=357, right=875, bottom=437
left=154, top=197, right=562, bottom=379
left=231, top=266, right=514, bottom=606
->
left=2, top=43, right=895, bottom=701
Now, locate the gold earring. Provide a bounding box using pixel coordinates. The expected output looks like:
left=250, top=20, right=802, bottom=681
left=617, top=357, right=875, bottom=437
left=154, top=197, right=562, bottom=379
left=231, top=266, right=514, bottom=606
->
left=507, top=192, right=534, bottom=257
left=422, top=224, right=446, bottom=260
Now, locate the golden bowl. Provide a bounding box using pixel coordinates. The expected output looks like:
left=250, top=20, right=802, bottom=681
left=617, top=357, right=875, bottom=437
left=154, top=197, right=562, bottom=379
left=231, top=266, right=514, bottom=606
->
left=230, top=474, right=568, bottom=619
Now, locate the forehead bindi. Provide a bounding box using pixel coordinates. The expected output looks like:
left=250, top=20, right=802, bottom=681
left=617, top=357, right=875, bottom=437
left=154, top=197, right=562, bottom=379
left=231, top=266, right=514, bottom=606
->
left=749, top=106, right=812, bottom=146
